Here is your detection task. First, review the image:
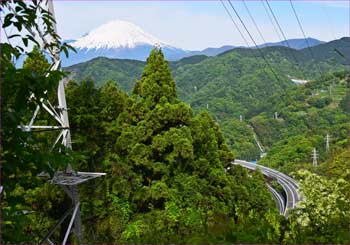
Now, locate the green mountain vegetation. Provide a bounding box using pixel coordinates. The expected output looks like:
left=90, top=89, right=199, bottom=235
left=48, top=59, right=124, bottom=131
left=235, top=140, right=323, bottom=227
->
left=255, top=71, right=348, bottom=172
left=66, top=57, right=145, bottom=92
left=65, top=37, right=350, bottom=160
left=62, top=37, right=350, bottom=243
left=63, top=49, right=350, bottom=244
left=3, top=44, right=284, bottom=243
left=65, top=50, right=284, bottom=243
left=2, top=2, right=350, bottom=243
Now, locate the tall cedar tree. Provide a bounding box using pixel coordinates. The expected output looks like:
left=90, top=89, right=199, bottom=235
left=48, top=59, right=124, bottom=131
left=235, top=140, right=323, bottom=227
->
left=89, top=48, right=279, bottom=243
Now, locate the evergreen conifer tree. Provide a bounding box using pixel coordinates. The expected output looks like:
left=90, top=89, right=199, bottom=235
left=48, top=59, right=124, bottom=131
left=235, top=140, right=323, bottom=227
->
left=98, top=48, right=277, bottom=243
left=133, top=48, right=176, bottom=105
left=23, top=46, right=51, bottom=75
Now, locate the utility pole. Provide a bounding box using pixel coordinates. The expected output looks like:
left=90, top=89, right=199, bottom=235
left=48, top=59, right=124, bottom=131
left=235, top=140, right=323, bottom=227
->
left=206, top=103, right=209, bottom=109
left=13, top=1, right=106, bottom=243
left=326, top=134, right=330, bottom=152
left=347, top=73, right=350, bottom=150
left=312, top=148, right=318, bottom=167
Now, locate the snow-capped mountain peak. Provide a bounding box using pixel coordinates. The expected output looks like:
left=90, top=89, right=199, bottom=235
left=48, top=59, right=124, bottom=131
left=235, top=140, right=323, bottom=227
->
left=72, top=20, right=170, bottom=49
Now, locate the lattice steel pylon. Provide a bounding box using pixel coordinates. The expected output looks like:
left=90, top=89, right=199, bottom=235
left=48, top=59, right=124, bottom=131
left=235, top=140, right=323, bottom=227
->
left=14, top=1, right=106, bottom=244
left=326, top=134, right=331, bottom=152
left=312, top=147, right=318, bottom=167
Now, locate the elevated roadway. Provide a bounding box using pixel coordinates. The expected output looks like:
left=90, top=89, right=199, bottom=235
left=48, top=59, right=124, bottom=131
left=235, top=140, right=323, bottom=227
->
left=233, top=160, right=301, bottom=216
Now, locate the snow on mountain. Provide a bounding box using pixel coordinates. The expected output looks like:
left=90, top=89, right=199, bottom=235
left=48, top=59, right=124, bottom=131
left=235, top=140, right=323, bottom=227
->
left=71, top=20, right=171, bottom=50
left=60, top=20, right=191, bottom=66
left=60, top=19, right=326, bottom=67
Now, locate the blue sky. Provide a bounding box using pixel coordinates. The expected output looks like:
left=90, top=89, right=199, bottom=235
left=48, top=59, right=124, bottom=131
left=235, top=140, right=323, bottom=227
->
left=53, top=0, right=349, bottom=50
left=3, top=1, right=349, bottom=50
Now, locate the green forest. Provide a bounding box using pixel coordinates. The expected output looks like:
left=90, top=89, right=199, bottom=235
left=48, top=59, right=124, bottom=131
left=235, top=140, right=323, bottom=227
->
left=2, top=1, right=350, bottom=244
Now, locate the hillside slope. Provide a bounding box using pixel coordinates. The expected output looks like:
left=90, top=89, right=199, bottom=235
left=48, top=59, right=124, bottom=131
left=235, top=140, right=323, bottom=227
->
left=64, top=38, right=349, bottom=160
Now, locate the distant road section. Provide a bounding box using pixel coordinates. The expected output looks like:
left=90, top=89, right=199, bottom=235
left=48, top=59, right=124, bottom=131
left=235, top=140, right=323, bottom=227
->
left=232, top=160, right=301, bottom=216
left=291, top=78, right=309, bottom=85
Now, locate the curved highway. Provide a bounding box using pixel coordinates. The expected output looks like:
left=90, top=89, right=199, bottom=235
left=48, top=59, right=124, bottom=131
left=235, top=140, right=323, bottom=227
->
left=233, top=160, right=301, bottom=216
left=266, top=183, right=285, bottom=215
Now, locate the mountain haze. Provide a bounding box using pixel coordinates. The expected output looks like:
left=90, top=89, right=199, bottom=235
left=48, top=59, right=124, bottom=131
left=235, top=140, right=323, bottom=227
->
left=65, top=37, right=349, bottom=91
left=65, top=37, right=349, bottom=159
left=62, top=20, right=191, bottom=66
left=61, top=20, right=327, bottom=66
left=258, top=37, right=325, bottom=50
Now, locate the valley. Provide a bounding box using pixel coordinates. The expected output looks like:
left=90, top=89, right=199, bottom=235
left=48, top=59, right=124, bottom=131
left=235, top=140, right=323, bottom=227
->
left=2, top=1, right=350, bottom=243
left=65, top=37, right=350, bottom=161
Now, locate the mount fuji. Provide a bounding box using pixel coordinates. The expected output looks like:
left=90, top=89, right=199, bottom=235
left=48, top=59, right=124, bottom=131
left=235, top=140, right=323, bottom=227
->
left=61, top=20, right=192, bottom=66
left=59, top=20, right=325, bottom=67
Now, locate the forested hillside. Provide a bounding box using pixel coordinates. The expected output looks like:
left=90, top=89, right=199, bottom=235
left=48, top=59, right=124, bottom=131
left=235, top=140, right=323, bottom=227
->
left=65, top=49, right=350, bottom=244
left=4, top=40, right=350, bottom=245
left=65, top=37, right=350, bottom=160
left=255, top=70, right=349, bottom=173
left=66, top=49, right=285, bottom=243
left=66, top=57, right=145, bottom=91
left=66, top=38, right=350, bottom=91
left=3, top=45, right=285, bottom=243
left=2, top=2, right=350, bottom=243
left=64, top=49, right=350, bottom=243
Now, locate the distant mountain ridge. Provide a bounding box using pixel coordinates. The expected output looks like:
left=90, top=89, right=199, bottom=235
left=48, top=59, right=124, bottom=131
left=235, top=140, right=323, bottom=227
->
left=61, top=19, right=328, bottom=66
left=62, top=20, right=191, bottom=66
left=64, top=37, right=349, bottom=161
left=258, top=38, right=325, bottom=50
left=65, top=37, right=349, bottom=90
left=72, top=20, right=169, bottom=49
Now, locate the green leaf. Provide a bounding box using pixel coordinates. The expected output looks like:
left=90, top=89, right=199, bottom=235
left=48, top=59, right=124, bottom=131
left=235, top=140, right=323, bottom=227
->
left=22, top=38, right=28, bottom=47
left=2, top=13, right=14, bottom=28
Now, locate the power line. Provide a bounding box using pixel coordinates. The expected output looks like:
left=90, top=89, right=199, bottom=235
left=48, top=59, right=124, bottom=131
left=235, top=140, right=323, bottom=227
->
left=220, top=0, right=280, bottom=118
left=264, top=0, right=300, bottom=65
left=261, top=1, right=283, bottom=42
left=220, top=0, right=268, bottom=65
left=289, top=1, right=316, bottom=60
left=289, top=0, right=322, bottom=76
left=226, top=0, right=282, bottom=83
left=242, top=0, right=266, bottom=44
left=261, top=0, right=283, bottom=43
left=265, top=0, right=292, bottom=48
left=321, top=3, right=336, bottom=40
left=220, top=0, right=259, bottom=119
left=220, top=0, right=251, bottom=49
left=260, top=0, right=303, bottom=79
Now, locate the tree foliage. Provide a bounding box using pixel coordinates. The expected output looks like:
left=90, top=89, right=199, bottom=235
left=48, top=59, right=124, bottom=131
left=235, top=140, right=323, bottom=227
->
left=285, top=170, right=350, bottom=243
left=2, top=1, right=350, bottom=243
left=1, top=1, right=74, bottom=242
left=63, top=48, right=282, bottom=243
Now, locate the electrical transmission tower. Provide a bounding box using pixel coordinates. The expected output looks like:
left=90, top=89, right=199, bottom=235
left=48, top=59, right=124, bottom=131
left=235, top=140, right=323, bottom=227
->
left=326, top=134, right=331, bottom=152
left=14, top=1, right=106, bottom=244
left=312, top=148, right=318, bottom=167
left=347, top=74, right=350, bottom=150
